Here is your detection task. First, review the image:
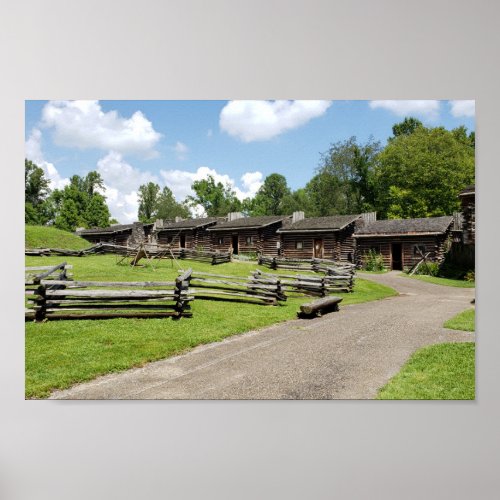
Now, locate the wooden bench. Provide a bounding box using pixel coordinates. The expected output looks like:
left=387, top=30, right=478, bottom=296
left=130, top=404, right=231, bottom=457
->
left=298, top=296, right=343, bottom=318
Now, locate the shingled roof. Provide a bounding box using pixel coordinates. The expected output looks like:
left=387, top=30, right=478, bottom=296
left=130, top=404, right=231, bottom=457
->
left=278, top=214, right=362, bottom=233
left=156, top=217, right=218, bottom=231
left=354, top=216, right=454, bottom=237
left=208, top=215, right=290, bottom=231
left=458, top=184, right=475, bottom=196
left=78, top=224, right=135, bottom=235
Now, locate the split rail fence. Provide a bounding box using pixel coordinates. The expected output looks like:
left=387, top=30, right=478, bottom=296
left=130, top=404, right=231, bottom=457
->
left=26, top=243, right=231, bottom=265
left=26, top=264, right=193, bottom=321
left=179, top=270, right=284, bottom=305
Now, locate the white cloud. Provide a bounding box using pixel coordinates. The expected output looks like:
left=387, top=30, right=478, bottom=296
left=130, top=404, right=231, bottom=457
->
left=25, top=128, right=69, bottom=190
left=172, top=141, right=188, bottom=160
left=96, top=151, right=160, bottom=223
left=449, top=100, right=475, bottom=118
left=41, top=100, right=162, bottom=157
left=369, top=100, right=441, bottom=119
left=160, top=166, right=263, bottom=203
left=219, top=100, right=331, bottom=142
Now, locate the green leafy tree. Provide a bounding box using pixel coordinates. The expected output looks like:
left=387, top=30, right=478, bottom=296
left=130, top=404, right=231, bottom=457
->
left=305, top=137, right=381, bottom=216
left=376, top=125, right=475, bottom=218
left=187, top=175, right=242, bottom=216
left=25, top=159, right=50, bottom=206
left=280, top=188, right=313, bottom=215
left=251, top=173, right=291, bottom=215
left=391, top=117, right=424, bottom=138
left=138, top=182, right=161, bottom=222
left=156, top=186, right=191, bottom=220
left=54, top=198, right=82, bottom=231
left=84, top=193, right=111, bottom=227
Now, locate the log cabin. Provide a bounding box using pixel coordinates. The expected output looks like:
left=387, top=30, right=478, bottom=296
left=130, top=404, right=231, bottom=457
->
left=77, top=222, right=150, bottom=247
left=208, top=214, right=291, bottom=256
left=458, top=185, right=475, bottom=246
left=277, top=212, right=375, bottom=262
left=353, top=215, right=454, bottom=270
left=154, top=217, right=218, bottom=250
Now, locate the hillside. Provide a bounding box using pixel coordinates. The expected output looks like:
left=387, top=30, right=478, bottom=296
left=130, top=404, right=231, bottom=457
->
left=25, top=225, right=92, bottom=250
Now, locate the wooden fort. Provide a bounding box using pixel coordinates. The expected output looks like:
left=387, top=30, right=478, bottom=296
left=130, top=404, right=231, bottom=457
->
left=207, top=214, right=290, bottom=256
left=153, top=217, right=218, bottom=251
left=77, top=222, right=153, bottom=247
left=277, top=212, right=375, bottom=262
left=353, top=216, right=454, bottom=271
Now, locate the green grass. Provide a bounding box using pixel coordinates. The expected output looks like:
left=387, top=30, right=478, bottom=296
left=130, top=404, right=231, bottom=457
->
left=377, top=342, right=475, bottom=400
left=25, top=254, right=397, bottom=398
left=402, top=273, right=475, bottom=288
left=444, top=309, right=475, bottom=332
left=26, top=225, right=91, bottom=250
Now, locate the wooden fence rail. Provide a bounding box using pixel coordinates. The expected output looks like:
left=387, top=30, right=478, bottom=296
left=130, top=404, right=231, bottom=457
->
left=178, top=269, right=283, bottom=305
left=258, top=255, right=356, bottom=274
left=252, top=269, right=353, bottom=296
left=25, top=243, right=231, bottom=265
left=25, top=268, right=193, bottom=321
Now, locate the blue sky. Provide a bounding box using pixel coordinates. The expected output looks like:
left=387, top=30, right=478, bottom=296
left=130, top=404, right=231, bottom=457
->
left=25, top=100, right=475, bottom=223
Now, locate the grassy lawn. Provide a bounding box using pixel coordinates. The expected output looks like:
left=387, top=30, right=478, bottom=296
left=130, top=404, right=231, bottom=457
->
left=26, top=225, right=91, bottom=250
left=402, top=273, right=475, bottom=288
left=25, top=254, right=397, bottom=398
left=377, top=342, right=475, bottom=400
left=444, top=308, right=475, bottom=332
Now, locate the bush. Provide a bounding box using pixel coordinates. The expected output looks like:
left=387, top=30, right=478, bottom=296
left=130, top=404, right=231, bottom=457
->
left=363, top=250, right=386, bottom=272
left=464, top=270, right=475, bottom=282
left=414, top=261, right=440, bottom=276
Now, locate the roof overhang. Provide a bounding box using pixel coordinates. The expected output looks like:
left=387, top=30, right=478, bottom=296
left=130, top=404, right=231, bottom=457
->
left=277, top=228, right=340, bottom=234
left=354, top=231, right=445, bottom=238
left=208, top=220, right=286, bottom=231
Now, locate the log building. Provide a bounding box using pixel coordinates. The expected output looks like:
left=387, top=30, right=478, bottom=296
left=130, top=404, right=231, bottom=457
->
left=277, top=212, right=375, bottom=262
left=208, top=214, right=290, bottom=255
left=353, top=216, right=454, bottom=270
left=459, top=185, right=475, bottom=246
left=77, top=222, right=150, bottom=247
left=153, top=217, right=218, bottom=250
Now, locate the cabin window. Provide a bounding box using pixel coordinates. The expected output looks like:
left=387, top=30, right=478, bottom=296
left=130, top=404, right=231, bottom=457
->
left=246, top=236, right=253, bottom=245
left=295, top=241, right=303, bottom=250
left=218, top=237, right=224, bottom=245
left=413, top=245, right=426, bottom=256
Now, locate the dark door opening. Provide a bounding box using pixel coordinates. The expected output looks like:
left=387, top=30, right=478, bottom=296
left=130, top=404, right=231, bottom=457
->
left=180, top=234, right=186, bottom=248
left=391, top=243, right=403, bottom=270
left=232, top=234, right=239, bottom=255
left=314, top=239, right=324, bottom=259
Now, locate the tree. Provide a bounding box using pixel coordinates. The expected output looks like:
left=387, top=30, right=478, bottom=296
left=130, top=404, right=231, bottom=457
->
left=138, top=182, right=160, bottom=222
left=304, top=137, right=381, bottom=216
left=251, top=173, right=291, bottom=215
left=45, top=171, right=112, bottom=231
left=391, top=117, right=424, bottom=138
left=25, top=159, right=51, bottom=224
left=187, top=175, right=242, bottom=216
left=376, top=125, right=475, bottom=218
left=156, top=186, right=191, bottom=220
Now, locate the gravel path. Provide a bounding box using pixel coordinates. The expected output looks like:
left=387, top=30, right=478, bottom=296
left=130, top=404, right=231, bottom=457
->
left=50, top=272, right=475, bottom=400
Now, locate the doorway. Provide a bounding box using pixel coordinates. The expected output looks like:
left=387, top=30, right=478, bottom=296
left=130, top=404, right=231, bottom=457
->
left=314, top=239, right=324, bottom=259
left=180, top=234, right=186, bottom=248
left=232, top=234, right=239, bottom=255
left=391, top=243, right=403, bottom=270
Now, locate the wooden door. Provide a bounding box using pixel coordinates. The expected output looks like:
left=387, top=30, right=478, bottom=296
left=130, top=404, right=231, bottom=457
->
left=391, top=243, right=403, bottom=270
left=314, top=239, right=324, bottom=258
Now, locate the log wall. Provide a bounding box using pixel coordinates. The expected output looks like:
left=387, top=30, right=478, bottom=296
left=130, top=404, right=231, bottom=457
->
left=355, top=234, right=451, bottom=270
left=461, top=193, right=475, bottom=245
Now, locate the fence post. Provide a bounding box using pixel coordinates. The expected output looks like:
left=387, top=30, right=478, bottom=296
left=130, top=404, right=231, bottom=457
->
left=34, top=284, right=47, bottom=322
left=174, top=268, right=192, bottom=317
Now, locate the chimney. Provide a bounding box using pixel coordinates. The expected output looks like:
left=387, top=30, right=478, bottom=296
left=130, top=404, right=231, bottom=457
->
left=292, top=211, right=305, bottom=223
left=228, top=212, right=244, bottom=222
left=361, top=212, right=377, bottom=224
left=175, top=216, right=184, bottom=223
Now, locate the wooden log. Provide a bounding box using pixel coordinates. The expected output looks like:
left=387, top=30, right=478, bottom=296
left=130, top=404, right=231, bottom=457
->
left=298, top=296, right=343, bottom=317
left=45, top=289, right=179, bottom=299
left=42, top=279, right=177, bottom=288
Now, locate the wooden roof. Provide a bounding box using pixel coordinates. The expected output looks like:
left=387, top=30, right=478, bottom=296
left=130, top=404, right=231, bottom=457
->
left=78, top=224, right=135, bottom=235
left=208, top=215, right=290, bottom=231
left=278, top=214, right=361, bottom=233
left=156, top=217, right=218, bottom=231
left=458, top=184, right=475, bottom=197
left=354, top=216, right=454, bottom=237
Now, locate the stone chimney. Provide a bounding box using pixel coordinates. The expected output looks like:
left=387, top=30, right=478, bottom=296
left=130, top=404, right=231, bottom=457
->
left=292, top=211, right=305, bottom=223
left=228, top=212, right=244, bottom=221
left=130, top=222, right=146, bottom=246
